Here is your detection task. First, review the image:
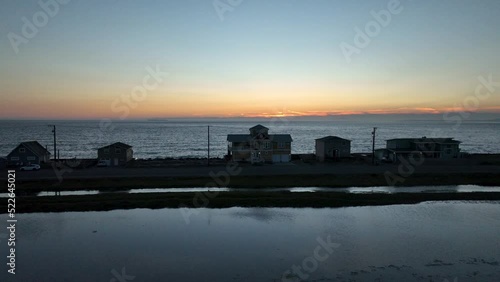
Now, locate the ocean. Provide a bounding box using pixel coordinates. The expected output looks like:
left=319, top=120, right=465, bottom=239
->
left=0, top=119, right=499, bottom=159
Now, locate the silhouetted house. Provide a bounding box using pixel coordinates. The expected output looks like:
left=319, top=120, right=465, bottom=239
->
left=97, top=142, right=133, bottom=166
left=7, top=141, right=51, bottom=166
left=315, top=136, right=351, bottom=161
left=227, top=125, right=293, bottom=163
left=376, top=137, right=461, bottom=162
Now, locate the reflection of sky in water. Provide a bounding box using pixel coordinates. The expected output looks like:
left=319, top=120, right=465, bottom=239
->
left=1, top=185, right=499, bottom=198
left=1, top=203, right=500, bottom=281
left=229, top=208, right=295, bottom=223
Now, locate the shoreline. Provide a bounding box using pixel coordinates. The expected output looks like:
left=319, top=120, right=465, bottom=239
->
left=10, top=172, right=500, bottom=192
left=4, top=191, right=500, bottom=214
left=4, top=164, right=500, bottom=214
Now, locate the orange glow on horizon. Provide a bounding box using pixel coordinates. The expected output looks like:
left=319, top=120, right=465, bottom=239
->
left=232, top=107, right=500, bottom=119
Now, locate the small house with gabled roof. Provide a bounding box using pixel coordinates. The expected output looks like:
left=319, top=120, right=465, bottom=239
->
left=97, top=142, right=133, bottom=166
left=7, top=141, right=51, bottom=166
left=315, top=136, right=351, bottom=161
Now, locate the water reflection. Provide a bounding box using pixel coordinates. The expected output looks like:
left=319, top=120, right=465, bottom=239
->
left=1, top=185, right=499, bottom=198
left=1, top=202, right=499, bottom=281
left=230, top=208, right=295, bottom=222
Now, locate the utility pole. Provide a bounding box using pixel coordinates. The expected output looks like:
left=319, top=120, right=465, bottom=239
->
left=372, top=127, right=377, bottom=165
left=48, top=125, right=57, bottom=161
left=207, top=125, right=210, bottom=166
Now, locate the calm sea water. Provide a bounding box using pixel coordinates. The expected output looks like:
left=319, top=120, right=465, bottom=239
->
left=1, top=203, right=499, bottom=281
left=0, top=119, right=499, bottom=159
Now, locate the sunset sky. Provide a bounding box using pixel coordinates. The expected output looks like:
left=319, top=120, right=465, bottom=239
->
left=1, top=0, right=500, bottom=119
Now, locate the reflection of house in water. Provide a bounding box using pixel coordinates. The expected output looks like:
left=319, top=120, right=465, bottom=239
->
left=315, top=136, right=351, bottom=161
left=231, top=208, right=294, bottom=222
left=227, top=125, right=292, bottom=164
left=376, top=137, right=461, bottom=163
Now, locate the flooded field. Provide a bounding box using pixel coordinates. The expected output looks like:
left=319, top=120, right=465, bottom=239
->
left=1, top=185, right=499, bottom=198
left=1, top=202, right=499, bottom=281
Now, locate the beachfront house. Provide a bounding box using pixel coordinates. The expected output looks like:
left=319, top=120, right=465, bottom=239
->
left=376, top=137, right=461, bottom=162
left=227, top=125, right=293, bottom=164
left=97, top=142, right=133, bottom=166
left=7, top=141, right=51, bottom=166
left=315, top=136, right=351, bottom=161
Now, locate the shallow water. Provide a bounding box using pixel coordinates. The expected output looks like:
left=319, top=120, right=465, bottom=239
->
left=1, top=185, right=499, bottom=198
left=1, top=202, right=499, bottom=281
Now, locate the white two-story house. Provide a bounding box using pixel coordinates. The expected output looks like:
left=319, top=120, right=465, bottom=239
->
left=227, top=125, right=292, bottom=163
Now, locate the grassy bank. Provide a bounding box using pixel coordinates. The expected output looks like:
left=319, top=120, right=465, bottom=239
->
left=4, top=191, right=500, bottom=214
left=11, top=172, right=500, bottom=192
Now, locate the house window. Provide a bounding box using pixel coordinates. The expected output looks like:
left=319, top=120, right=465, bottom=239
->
left=264, top=142, right=271, bottom=149
left=11, top=157, right=19, bottom=161
left=115, top=148, right=121, bottom=154
left=19, top=148, right=25, bottom=153
left=27, top=156, right=36, bottom=161
left=104, top=148, right=110, bottom=154
left=278, top=142, right=285, bottom=149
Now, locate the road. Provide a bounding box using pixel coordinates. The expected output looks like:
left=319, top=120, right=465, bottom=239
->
left=3, top=162, right=500, bottom=181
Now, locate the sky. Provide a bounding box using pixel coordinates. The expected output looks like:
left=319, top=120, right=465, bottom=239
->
left=1, top=0, right=500, bottom=119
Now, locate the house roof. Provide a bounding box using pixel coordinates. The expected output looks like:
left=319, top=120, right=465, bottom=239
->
left=316, top=136, right=351, bottom=142
left=250, top=124, right=269, bottom=131
left=269, top=134, right=293, bottom=142
left=227, top=134, right=252, bottom=142
left=98, top=142, right=133, bottom=150
left=14, top=141, right=51, bottom=157
left=227, top=134, right=292, bottom=142
left=387, top=137, right=460, bottom=144
left=412, top=138, right=461, bottom=144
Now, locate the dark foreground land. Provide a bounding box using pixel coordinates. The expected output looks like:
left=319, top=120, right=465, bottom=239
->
left=8, top=172, right=500, bottom=192
left=2, top=160, right=500, bottom=213
left=4, top=191, right=500, bottom=214
left=3, top=161, right=500, bottom=191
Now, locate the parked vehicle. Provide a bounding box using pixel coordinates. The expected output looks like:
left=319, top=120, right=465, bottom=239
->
left=19, top=164, right=40, bottom=171
left=97, top=160, right=109, bottom=167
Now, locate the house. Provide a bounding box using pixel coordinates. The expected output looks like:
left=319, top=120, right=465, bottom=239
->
left=315, top=136, right=351, bottom=161
left=7, top=141, right=51, bottom=166
left=227, top=125, right=292, bottom=163
left=97, top=142, right=133, bottom=166
left=376, top=137, right=461, bottom=162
